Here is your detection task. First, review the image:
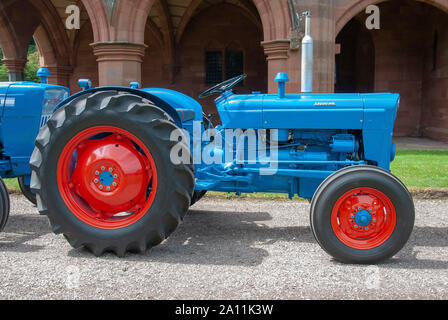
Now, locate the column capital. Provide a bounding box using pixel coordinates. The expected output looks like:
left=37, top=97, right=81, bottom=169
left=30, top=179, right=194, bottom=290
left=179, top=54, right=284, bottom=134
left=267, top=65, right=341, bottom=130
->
left=2, top=59, right=28, bottom=73
left=261, top=40, right=290, bottom=61
left=90, top=42, right=147, bottom=87
left=91, top=42, right=148, bottom=63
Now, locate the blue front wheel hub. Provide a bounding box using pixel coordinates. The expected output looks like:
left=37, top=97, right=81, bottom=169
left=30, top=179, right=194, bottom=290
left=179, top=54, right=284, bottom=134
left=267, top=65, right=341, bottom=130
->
left=99, top=171, right=114, bottom=186
left=355, top=210, right=372, bottom=227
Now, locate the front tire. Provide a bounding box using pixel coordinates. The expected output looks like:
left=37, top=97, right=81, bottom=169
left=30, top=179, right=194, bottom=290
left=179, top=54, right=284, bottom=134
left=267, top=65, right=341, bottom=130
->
left=190, top=191, right=207, bottom=206
left=30, top=91, right=194, bottom=256
left=310, top=165, right=414, bottom=264
left=0, top=177, right=10, bottom=232
left=18, top=176, right=37, bottom=205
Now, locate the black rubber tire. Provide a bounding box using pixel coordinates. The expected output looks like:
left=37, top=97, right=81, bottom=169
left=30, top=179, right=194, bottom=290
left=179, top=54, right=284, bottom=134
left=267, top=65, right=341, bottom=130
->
left=310, top=165, right=415, bottom=264
left=0, top=177, right=10, bottom=232
left=18, top=176, right=37, bottom=205
left=190, top=191, right=207, bottom=206
left=30, top=90, right=194, bottom=257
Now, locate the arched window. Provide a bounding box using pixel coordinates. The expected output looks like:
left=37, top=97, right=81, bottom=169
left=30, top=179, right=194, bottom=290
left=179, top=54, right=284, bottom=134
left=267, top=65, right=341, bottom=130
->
left=205, top=41, right=244, bottom=85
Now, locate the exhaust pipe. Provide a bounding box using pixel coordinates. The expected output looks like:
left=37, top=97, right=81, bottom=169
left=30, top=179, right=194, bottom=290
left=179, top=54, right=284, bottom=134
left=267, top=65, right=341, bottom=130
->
left=301, top=11, right=313, bottom=93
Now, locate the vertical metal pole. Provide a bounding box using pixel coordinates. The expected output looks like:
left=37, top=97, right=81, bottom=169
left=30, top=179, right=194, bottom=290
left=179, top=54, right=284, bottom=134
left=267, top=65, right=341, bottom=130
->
left=301, top=11, right=313, bottom=93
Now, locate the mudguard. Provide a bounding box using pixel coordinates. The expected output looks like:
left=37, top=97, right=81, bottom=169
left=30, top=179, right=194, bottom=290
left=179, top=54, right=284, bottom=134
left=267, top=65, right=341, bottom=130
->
left=55, top=87, right=203, bottom=128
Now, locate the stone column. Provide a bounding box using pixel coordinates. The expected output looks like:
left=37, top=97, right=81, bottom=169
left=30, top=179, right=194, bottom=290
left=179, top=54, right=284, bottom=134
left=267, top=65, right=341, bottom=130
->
left=261, top=40, right=291, bottom=93
left=3, top=59, right=27, bottom=81
left=47, top=66, right=73, bottom=88
left=91, top=42, right=147, bottom=87
left=289, top=0, right=336, bottom=93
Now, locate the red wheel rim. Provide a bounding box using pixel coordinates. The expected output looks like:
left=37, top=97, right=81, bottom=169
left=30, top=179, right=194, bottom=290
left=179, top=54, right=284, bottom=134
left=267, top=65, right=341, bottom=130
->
left=331, top=187, right=396, bottom=250
left=57, top=126, right=157, bottom=229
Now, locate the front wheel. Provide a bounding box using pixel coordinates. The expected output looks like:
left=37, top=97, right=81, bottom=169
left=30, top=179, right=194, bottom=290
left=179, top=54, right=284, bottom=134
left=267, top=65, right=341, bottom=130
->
left=190, top=191, right=207, bottom=206
left=310, top=165, right=414, bottom=264
left=0, top=177, right=10, bottom=231
left=18, top=176, right=37, bottom=205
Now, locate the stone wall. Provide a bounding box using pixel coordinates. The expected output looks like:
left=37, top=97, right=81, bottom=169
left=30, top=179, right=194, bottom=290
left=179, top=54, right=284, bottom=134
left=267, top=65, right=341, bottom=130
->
left=0, top=0, right=447, bottom=140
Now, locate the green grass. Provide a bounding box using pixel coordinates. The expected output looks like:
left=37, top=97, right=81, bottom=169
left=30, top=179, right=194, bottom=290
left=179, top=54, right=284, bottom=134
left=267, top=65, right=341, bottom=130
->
left=391, top=150, right=448, bottom=188
left=4, top=178, right=19, bottom=192
left=3, top=150, right=447, bottom=200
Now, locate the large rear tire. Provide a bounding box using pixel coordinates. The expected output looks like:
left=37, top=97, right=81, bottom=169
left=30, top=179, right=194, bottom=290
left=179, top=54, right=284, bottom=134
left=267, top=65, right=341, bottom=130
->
left=30, top=91, right=194, bottom=256
left=0, top=177, right=10, bottom=232
left=310, top=165, right=414, bottom=264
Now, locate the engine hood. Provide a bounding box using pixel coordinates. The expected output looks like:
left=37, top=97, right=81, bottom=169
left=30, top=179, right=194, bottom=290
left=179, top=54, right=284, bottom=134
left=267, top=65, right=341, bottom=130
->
left=216, top=92, right=399, bottom=130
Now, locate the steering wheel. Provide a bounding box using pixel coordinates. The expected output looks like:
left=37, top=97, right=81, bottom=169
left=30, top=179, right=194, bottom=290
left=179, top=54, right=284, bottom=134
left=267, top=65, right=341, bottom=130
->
left=199, top=74, right=247, bottom=98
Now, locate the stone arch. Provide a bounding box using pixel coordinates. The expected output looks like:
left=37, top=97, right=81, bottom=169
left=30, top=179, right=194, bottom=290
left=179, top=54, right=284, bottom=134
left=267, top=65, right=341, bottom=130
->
left=173, top=1, right=267, bottom=115
left=336, top=0, right=448, bottom=35
left=336, top=0, right=448, bottom=141
left=0, top=0, right=73, bottom=81
left=0, top=0, right=41, bottom=61
left=32, top=0, right=71, bottom=64
left=176, top=0, right=267, bottom=44
left=252, top=0, right=290, bottom=41
left=0, top=0, right=72, bottom=62
left=0, top=5, right=21, bottom=59
left=81, top=0, right=111, bottom=42
left=34, top=25, right=57, bottom=67
left=129, top=0, right=289, bottom=48
left=111, top=0, right=156, bottom=43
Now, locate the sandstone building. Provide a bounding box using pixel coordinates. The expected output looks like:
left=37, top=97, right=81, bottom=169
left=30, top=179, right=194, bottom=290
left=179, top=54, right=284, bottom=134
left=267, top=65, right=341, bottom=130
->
left=0, top=0, right=447, bottom=140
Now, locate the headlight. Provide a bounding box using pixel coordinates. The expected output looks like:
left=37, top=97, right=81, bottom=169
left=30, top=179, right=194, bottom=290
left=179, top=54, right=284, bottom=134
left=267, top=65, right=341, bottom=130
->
left=40, top=89, right=69, bottom=128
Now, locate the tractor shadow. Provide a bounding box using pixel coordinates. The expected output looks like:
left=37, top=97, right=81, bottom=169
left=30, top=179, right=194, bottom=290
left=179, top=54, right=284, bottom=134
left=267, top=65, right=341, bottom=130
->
left=66, top=206, right=448, bottom=269
left=141, top=209, right=316, bottom=266
left=62, top=201, right=448, bottom=269
left=140, top=214, right=448, bottom=269
left=0, top=214, right=50, bottom=253
left=376, top=226, right=448, bottom=270
left=69, top=208, right=316, bottom=266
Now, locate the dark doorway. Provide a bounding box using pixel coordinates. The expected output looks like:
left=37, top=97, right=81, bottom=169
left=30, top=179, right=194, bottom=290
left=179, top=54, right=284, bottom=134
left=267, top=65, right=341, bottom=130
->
left=335, top=18, right=375, bottom=93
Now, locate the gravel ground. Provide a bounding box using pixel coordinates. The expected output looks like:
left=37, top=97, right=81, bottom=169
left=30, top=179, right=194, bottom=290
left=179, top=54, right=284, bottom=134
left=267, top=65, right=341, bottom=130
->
left=0, top=194, right=447, bottom=300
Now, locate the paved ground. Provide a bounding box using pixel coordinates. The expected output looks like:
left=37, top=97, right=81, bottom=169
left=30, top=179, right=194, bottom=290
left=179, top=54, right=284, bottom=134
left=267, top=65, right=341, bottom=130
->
left=0, top=194, right=447, bottom=300
left=393, top=137, right=448, bottom=150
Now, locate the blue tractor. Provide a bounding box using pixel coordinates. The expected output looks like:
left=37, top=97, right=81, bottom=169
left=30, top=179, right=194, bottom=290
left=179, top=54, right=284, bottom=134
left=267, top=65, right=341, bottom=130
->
left=0, top=68, right=69, bottom=230
left=29, top=13, right=414, bottom=263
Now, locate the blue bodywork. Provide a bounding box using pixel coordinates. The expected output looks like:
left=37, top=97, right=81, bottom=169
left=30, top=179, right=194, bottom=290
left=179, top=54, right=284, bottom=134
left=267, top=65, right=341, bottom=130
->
left=0, top=67, right=398, bottom=203
left=0, top=78, right=69, bottom=183
left=52, top=73, right=398, bottom=200
left=24, top=71, right=397, bottom=200
left=190, top=86, right=399, bottom=199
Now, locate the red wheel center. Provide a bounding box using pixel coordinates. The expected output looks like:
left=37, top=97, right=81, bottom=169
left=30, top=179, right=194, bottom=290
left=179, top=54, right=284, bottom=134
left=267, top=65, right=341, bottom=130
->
left=331, top=187, right=396, bottom=250
left=57, top=126, right=158, bottom=229
left=71, top=135, right=151, bottom=215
